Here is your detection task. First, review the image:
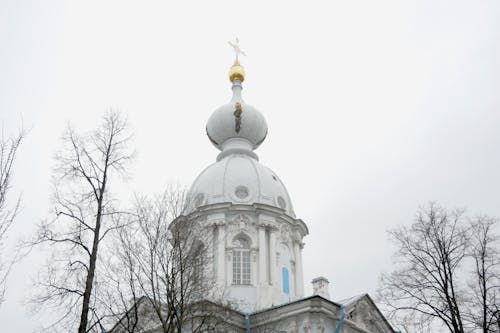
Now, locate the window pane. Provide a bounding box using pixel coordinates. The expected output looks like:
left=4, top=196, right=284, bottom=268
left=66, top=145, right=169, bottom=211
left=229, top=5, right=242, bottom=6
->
left=242, top=251, right=251, bottom=285
left=233, top=250, right=241, bottom=284
left=232, top=250, right=251, bottom=285
left=282, top=267, right=290, bottom=294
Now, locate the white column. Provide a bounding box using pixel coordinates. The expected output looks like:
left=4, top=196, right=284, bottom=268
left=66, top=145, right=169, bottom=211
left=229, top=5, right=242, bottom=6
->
left=269, top=228, right=276, bottom=285
left=294, top=241, right=304, bottom=297
left=291, top=262, right=296, bottom=299
left=251, top=250, right=257, bottom=286
left=258, top=226, right=267, bottom=285
left=216, top=224, right=226, bottom=286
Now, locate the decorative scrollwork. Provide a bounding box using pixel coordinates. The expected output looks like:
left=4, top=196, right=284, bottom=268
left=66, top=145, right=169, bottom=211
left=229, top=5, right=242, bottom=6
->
left=234, top=102, right=243, bottom=134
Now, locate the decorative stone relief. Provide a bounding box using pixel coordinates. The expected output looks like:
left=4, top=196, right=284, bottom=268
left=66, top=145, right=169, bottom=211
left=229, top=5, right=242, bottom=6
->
left=227, top=215, right=250, bottom=240
left=293, top=230, right=302, bottom=242
left=234, top=185, right=249, bottom=199
left=232, top=214, right=251, bottom=229
left=317, top=318, right=326, bottom=333
left=302, top=321, right=311, bottom=333
left=279, top=223, right=291, bottom=244
left=209, top=218, right=226, bottom=227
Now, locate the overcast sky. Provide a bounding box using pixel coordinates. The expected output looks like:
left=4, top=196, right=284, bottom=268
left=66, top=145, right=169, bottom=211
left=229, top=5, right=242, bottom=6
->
left=1, top=0, right=500, bottom=331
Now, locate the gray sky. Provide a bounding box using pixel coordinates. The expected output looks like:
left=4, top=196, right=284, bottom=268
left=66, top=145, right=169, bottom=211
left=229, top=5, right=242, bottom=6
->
left=1, top=0, right=500, bottom=331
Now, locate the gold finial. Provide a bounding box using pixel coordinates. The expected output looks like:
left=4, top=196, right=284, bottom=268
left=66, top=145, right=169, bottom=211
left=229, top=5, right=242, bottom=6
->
left=228, top=38, right=246, bottom=82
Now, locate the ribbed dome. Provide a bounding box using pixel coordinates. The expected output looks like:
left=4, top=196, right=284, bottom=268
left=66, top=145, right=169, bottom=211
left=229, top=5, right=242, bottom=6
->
left=189, top=153, right=295, bottom=217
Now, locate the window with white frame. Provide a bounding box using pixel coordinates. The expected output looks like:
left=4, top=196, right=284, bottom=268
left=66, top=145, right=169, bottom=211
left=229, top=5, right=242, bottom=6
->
left=232, top=236, right=251, bottom=285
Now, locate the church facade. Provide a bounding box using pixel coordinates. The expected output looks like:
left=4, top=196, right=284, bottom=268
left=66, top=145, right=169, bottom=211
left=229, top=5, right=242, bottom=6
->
left=111, top=53, right=396, bottom=333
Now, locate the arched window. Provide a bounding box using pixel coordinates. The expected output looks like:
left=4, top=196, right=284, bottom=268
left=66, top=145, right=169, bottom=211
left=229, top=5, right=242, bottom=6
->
left=232, top=236, right=251, bottom=285
left=191, top=241, right=205, bottom=284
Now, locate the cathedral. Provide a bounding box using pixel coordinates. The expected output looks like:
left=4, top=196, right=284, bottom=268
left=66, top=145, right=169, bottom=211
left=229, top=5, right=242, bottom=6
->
left=111, top=47, right=396, bottom=333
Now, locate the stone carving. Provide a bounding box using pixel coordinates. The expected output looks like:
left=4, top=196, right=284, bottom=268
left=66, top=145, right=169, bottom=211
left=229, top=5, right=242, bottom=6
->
left=233, top=214, right=250, bottom=229
left=317, top=318, right=326, bottom=333
left=293, top=230, right=302, bottom=243
left=212, top=219, right=226, bottom=226
left=235, top=185, right=249, bottom=199
left=228, top=214, right=258, bottom=244
left=302, top=321, right=311, bottom=333
left=279, top=224, right=291, bottom=244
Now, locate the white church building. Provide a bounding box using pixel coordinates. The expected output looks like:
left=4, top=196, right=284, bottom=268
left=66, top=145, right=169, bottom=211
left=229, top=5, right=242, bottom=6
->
left=112, top=52, right=397, bottom=333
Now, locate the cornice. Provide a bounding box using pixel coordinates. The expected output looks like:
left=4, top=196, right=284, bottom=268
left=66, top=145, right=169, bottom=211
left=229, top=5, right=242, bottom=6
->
left=178, top=202, right=309, bottom=237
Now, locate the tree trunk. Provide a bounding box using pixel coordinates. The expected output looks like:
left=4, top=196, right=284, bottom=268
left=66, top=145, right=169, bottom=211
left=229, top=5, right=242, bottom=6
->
left=78, top=169, right=107, bottom=333
left=77, top=198, right=103, bottom=333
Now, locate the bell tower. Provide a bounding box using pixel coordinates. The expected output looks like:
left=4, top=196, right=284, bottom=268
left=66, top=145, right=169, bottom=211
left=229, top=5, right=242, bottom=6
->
left=183, top=41, right=308, bottom=312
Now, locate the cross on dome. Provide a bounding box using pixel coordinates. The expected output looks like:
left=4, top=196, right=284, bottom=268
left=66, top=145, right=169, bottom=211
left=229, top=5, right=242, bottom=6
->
left=228, top=37, right=246, bottom=64
left=227, top=38, right=246, bottom=82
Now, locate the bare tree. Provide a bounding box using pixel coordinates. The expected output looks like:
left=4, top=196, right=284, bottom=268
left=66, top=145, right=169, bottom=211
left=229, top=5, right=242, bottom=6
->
left=30, top=112, right=133, bottom=332
left=0, top=128, right=24, bottom=305
left=102, top=187, right=229, bottom=333
left=466, top=216, right=500, bottom=332
left=379, top=203, right=500, bottom=333
left=378, top=203, right=468, bottom=333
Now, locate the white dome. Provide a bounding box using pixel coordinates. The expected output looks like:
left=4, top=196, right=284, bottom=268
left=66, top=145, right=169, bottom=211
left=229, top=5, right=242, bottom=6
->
left=206, top=82, right=268, bottom=151
left=189, top=153, right=295, bottom=217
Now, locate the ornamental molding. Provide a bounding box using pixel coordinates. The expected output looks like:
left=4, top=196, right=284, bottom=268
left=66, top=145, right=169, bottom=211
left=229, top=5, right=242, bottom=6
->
left=288, top=322, right=298, bottom=333
left=317, top=318, right=326, bottom=333
left=302, top=321, right=311, bottom=333
left=232, top=213, right=252, bottom=227
left=227, top=214, right=254, bottom=236
left=279, top=223, right=292, bottom=244
left=186, top=202, right=308, bottom=237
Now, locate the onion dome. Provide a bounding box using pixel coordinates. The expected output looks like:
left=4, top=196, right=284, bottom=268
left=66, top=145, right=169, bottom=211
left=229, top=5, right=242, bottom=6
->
left=206, top=62, right=268, bottom=161
left=190, top=58, right=294, bottom=217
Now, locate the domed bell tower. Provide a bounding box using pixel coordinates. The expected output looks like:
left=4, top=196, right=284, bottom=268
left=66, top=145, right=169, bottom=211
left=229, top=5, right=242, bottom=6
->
left=183, top=41, right=308, bottom=312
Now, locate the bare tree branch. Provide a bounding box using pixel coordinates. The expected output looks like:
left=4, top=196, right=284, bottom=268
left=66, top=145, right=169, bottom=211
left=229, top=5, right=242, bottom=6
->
left=378, top=203, right=500, bottom=333
left=378, top=203, right=468, bottom=333
left=0, top=127, right=24, bottom=305
left=465, top=216, right=500, bottom=332
left=29, top=111, right=133, bottom=332
left=103, top=188, right=230, bottom=333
